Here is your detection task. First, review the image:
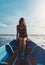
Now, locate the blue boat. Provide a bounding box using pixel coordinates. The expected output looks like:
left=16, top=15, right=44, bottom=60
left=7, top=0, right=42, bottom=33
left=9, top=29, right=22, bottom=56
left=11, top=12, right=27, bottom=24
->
left=0, top=39, right=45, bottom=65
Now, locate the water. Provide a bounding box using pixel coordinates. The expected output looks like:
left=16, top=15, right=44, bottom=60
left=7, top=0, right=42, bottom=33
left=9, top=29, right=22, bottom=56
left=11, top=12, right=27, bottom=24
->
left=0, top=35, right=45, bottom=61
left=28, top=35, right=45, bottom=50
left=0, top=36, right=15, bottom=47
left=0, top=35, right=45, bottom=50
left=0, top=35, right=15, bottom=61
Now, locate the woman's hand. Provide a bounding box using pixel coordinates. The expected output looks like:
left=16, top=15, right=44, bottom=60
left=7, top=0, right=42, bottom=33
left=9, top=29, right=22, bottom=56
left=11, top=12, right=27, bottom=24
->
left=16, top=35, right=19, bottom=40
left=16, top=36, right=18, bottom=40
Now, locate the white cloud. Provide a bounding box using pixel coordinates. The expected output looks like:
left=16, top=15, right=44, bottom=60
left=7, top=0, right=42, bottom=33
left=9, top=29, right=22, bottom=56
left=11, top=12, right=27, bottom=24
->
left=0, top=23, right=8, bottom=27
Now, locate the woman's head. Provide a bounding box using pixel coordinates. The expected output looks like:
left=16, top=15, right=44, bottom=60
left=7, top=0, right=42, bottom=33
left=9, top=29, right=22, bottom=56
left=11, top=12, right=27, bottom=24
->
left=19, top=18, right=26, bottom=26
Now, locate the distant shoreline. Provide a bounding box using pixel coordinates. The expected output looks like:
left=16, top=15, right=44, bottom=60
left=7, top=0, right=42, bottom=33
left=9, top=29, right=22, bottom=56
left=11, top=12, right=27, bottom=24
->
left=0, top=34, right=45, bottom=36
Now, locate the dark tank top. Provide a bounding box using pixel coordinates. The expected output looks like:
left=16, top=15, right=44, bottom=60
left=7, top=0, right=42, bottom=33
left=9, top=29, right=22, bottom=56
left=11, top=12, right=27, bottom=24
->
left=17, top=25, right=27, bottom=38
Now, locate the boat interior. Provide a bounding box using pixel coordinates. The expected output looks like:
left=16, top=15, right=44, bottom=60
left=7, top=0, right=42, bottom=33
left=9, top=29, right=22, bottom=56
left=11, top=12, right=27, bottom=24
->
left=0, top=39, right=45, bottom=65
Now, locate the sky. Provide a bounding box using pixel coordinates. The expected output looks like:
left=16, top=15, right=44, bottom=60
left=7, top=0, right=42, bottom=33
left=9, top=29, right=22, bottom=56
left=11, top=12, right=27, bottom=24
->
left=0, top=0, right=45, bottom=34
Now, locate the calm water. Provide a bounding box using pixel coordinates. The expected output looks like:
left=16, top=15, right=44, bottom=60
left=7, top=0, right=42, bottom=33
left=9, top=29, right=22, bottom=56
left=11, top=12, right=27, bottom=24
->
left=0, top=35, right=45, bottom=61
left=0, top=35, right=45, bottom=49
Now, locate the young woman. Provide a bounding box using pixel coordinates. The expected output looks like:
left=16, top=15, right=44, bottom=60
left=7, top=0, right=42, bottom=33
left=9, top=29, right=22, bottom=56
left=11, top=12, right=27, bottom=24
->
left=16, top=18, right=28, bottom=52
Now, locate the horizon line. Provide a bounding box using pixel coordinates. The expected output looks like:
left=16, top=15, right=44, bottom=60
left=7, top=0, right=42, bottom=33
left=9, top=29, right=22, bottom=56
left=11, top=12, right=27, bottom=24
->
left=0, top=34, right=45, bottom=36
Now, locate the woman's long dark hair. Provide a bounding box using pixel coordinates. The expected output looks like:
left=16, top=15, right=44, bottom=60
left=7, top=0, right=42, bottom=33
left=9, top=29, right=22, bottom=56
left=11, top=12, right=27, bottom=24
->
left=19, top=18, right=26, bottom=26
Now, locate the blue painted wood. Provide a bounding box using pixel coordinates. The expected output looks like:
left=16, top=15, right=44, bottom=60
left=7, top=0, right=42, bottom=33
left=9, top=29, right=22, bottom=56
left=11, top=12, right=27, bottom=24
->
left=0, top=40, right=17, bottom=64
left=9, top=39, right=18, bottom=51
left=0, top=39, right=45, bottom=65
left=0, top=45, right=7, bottom=62
left=29, top=40, right=45, bottom=65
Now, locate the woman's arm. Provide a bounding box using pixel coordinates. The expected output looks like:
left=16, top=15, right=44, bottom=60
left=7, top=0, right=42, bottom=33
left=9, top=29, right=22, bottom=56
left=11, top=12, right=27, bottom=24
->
left=16, top=25, right=18, bottom=40
left=25, top=26, right=28, bottom=40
